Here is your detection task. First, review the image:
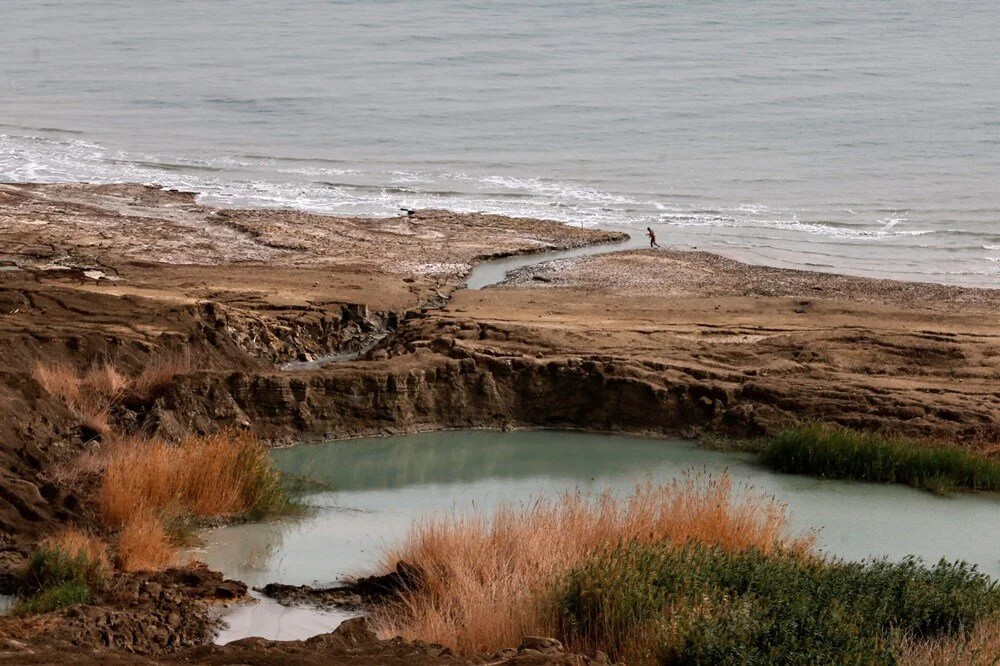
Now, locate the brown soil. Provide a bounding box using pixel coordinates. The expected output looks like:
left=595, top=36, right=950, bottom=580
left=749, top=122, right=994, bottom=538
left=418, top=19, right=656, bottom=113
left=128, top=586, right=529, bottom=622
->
left=2, top=182, right=1000, bottom=662
left=1, top=617, right=605, bottom=665
left=159, top=248, right=1000, bottom=449
left=0, top=566, right=246, bottom=656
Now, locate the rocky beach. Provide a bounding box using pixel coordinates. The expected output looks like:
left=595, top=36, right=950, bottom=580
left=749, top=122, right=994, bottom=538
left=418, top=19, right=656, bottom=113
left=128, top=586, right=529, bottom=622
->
left=2, top=183, right=1000, bottom=663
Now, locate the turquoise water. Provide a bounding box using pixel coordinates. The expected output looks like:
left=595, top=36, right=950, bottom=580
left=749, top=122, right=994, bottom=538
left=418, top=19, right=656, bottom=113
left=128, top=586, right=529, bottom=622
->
left=4, top=1, right=1000, bottom=285
left=198, top=430, right=1000, bottom=590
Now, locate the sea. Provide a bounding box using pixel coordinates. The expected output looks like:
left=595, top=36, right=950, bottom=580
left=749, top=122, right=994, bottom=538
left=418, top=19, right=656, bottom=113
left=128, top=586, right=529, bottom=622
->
left=3, top=0, right=1000, bottom=286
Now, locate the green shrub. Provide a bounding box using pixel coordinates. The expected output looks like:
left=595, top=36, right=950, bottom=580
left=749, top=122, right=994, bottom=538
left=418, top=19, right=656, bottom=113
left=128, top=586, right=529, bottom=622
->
left=761, top=423, right=1000, bottom=493
left=14, top=581, right=90, bottom=615
left=21, top=545, right=107, bottom=594
left=556, top=543, right=1000, bottom=665
left=14, top=544, right=108, bottom=615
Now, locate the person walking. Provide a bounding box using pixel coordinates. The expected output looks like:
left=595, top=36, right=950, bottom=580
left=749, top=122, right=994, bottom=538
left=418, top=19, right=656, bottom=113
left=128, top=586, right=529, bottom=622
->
left=646, top=226, right=661, bottom=248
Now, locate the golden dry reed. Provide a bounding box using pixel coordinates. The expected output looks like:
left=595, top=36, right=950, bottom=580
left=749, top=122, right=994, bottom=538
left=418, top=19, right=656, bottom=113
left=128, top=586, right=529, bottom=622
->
left=33, top=354, right=191, bottom=433
left=33, top=362, right=127, bottom=434
left=373, top=473, right=814, bottom=655
left=114, top=508, right=176, bottom=572
left=128, top=351, right=191, bottom=401
left=99, top=430, right=280, bottom=524
left=97, top=429, right=283, bottom=571
left=900, top=616, right=1000, bottom=666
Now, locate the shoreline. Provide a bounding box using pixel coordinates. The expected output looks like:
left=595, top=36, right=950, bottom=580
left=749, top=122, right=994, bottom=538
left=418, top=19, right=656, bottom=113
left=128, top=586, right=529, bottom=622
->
left=2, top=182, right=1000, bottom=662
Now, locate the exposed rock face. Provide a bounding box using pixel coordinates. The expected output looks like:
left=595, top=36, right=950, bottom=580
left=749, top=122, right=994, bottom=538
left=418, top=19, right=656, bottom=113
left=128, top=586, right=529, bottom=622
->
left=153, top=336, right=996, bottom=446
left=157, top=350, right=722, bottom=440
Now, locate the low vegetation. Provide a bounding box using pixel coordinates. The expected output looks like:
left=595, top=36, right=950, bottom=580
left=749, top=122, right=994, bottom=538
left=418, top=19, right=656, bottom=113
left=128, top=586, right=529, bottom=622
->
left=375, top=473, right=1000, bottom=664
left=900, top=616, right=1000, bottom=665
left=99, top=429, right=296, bottom=571
left=32, top=354, right=190, bottom=434
left=28, top=358, right=294, bottom=579
left=372, top=474, right=814, bottom=654
left=558, top=544, right=1000, bottom=665
left=761, top=422, right=1000, bottom=493
left=14, top=529, right=111, bottom=614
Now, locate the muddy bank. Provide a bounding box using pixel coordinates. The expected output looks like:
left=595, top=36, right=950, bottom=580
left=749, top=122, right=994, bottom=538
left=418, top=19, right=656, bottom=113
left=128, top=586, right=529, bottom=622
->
left=2, top=616, right=604, bottom=665
left=0, top=566, right=246, bottom=656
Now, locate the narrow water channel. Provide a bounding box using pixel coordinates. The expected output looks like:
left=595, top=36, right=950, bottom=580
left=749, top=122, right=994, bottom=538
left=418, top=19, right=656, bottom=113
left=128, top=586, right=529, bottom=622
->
left=463, top=231, right=639, bottom=289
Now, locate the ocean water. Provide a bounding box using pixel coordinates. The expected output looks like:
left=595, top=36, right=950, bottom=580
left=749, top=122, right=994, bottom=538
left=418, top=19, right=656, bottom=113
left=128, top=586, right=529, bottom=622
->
left=3, top=1, right=1000, bottom=286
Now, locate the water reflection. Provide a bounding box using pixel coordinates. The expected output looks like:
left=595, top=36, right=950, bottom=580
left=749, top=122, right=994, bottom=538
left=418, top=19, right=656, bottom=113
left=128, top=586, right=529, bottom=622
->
left=201, top=430, right=1000, bottom=600
left=270, top=430, right=744, bottom=491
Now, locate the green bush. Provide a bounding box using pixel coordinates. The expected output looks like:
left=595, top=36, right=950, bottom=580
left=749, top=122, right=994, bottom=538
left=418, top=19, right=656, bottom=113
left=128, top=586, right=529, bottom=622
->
left=761, top=423, right=1000, bottom=493
left=14, top=545, right=108, bottom=615
left=556, top=543, right=1000, bottom=665
left=14, top=581, right=91, bottom=615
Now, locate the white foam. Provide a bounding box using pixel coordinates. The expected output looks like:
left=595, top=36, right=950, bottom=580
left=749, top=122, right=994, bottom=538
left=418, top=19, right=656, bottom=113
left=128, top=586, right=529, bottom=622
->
left=0, top=133, right=971, bottom=250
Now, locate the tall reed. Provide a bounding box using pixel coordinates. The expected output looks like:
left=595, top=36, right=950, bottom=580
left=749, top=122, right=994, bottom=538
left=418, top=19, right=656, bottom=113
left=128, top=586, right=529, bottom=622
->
left=98, top=429, right=289, bottom=528
left=98, top=429, right=292, bottom=571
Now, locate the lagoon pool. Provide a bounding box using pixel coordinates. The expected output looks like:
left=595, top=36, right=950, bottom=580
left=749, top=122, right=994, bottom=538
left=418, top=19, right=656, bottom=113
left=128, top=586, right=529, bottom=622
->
left=196, top=430, right=1000, bottom=641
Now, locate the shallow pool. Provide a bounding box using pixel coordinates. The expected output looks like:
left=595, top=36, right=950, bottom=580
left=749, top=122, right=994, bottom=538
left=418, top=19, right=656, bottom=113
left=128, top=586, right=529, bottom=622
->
left=195, top=430, right=1000, bottom=641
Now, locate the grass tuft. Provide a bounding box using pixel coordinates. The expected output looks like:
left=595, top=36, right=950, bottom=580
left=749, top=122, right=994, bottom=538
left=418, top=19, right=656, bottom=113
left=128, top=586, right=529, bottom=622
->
left=33, top=361, right=127, bottom=434
left=33, top=353, right=191, bottom=433
left=98, top=429, right=292, bottom=528
left=14, top=581, right=91, bottom=615
left=761, top=422, right=1000, bottom=493
left=128, top=350, right=191, bottom=401
left=97, top=429, right=296, bottom=571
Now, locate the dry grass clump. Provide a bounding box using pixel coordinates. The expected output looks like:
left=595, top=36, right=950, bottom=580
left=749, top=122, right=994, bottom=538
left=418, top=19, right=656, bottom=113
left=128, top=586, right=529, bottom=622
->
left=98, top=429, right=287, bottom=528
left=39, top=528, right=111, bottom=580
left=97, top=429, right=291, bottom=571
left=32, top=353, right=191, bottom=433
left=33, top=361, right=127, bottom=433
left=900, top=616, right=1000, bottom=665
left=372, top=473, right=814, bottom=654
left=129, top=351, right=191, bottom=401
left=115, top=509, right=176, bottom=572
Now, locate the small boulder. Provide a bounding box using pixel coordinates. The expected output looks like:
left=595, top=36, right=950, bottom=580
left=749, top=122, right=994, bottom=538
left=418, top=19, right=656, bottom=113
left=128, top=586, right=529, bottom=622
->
left=519, top=636, right=563, bottom=653
left=331, top=617, right=376, bottom=646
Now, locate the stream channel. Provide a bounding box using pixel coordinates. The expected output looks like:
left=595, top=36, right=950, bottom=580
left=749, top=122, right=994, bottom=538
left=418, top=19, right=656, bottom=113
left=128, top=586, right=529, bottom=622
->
left=196, top=430, right=1000, bottom=644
